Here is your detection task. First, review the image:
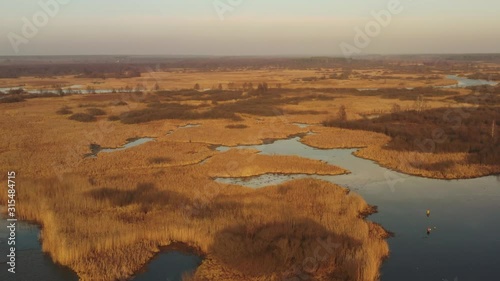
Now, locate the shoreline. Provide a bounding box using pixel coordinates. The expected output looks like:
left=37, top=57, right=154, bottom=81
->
left=210, top=132, right=499, bottom=181
left=299, top=135, right=500, bottom=181
left=352, top=150, right=500, bottom=180
left=0, top=212, right=80, bottom=279
left=131, top=242, right=205, bottom=279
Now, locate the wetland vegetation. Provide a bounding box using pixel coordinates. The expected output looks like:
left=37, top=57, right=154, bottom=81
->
left=1, top=55, right=499, bottom=281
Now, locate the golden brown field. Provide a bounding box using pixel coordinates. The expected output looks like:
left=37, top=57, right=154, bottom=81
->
left=0, top=91, right=390, bottom=281
left=0, top=68, right=457, bottom=91
left=1, top=64, right=499, bottom=280
left=301, top=126, right=500, bottom=179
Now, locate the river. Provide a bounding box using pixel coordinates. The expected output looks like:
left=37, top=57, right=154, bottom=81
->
left=1, top=74, right=498, bottom=280
left=0, top=74, right=497, bottom=95
left=215, top=137, right=500, bottom=281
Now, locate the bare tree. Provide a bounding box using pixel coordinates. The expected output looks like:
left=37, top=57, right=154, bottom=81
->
left=340, top=69, right=352, bottom=79
left=135, top=83, right=145, bottom=93
left=492, top=120, right=497, bottom=140
left=413, top=95, right=428, bottom=112
left=153, top=83, right=160, bottom=91
left=391, top=103, right=401, bottom=113
left=337, top=105, right=347, bottom=122
left=86, top=86, right=96, bottom=94
left=257, top=82, right=269, bottom=92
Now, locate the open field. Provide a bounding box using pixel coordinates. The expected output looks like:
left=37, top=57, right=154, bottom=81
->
left=3, top=55, right=499, bottom=92
left=0, top=93, right=386, bottom=281
left=0, top=69, right=459, bottom=91
left=1, top=58, right=499, bottom=280
left=0, top=88, right=388, bottom=280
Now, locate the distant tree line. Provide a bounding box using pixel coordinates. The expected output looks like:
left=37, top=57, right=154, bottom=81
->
left=323, top=106, right=499, bottom=165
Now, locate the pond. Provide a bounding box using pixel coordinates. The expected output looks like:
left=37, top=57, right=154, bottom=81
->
left=2, top=73, right=499, bottom=280
left=215, top=137, right=500, bottom=281
left=292, top=123, right=312, bottom=128
left=357, top=88, right=380, bottom=91
left=441, top=75, right=498, bottom=88
left=0, top=216, right=202, bottom=281
left=0, top=216, right=78, bottom=281
left=1, top=75, right=496, bottom=96
left=133, top=248, right=202, bottom=281
left=178, top=124, right=201, bottom=129
left=86, top=137, right=155, bottom=157
left=0, top=86, right=116, bottom=95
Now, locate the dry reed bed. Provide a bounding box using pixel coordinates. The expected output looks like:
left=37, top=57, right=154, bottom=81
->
left=164, top=119, right=309, bottom=146
left=301, top=126, right=499, bottom=179
left=87, top=141, right=216, bottom=172
left=354, top=146, right=500, bottom=179
left=197, top=148, right=347, bottom=178
left=0, top=174, right=389, bottom=281
left=0, top=69, right=456, bottom=91
left=301, top=126, right=390, bottom=149
left=0, top=98, right=179, bottom=178
left=82, top=142, right=347, bottom=178
left=6, top=85, right=486, bottom=280
left=0, top=93, right=389, bottom=280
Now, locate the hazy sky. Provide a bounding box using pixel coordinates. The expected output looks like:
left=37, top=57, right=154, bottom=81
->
left=1, top=0, right=499, bottom=56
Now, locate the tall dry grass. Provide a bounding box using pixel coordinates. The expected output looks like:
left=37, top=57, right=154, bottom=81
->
left=318, top=106, right=500, bottom=178
left=0, top=175, right=388, bottom=281
left=0, top=83, right=414, bottom=281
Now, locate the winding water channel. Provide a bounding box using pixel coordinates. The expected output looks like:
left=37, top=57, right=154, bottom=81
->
left=1, top=75, right=498, bottom=280
left=215, top=137, right=500, bottom=281
left=0, top=74, right=497, bottom=96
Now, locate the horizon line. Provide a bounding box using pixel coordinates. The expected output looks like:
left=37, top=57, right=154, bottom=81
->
left=1, top=52, right=500, bottom=59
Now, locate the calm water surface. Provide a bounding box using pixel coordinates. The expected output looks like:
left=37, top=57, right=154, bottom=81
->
left=216, top=137, right=500, bottom=281
left=1, top=74, right=498, bottom=280
left=441, top=75, right=498, bottom=88
left=133, top=251, right=202, bottom=281
left=0, top=218, right=78, bottom=281
left=99, top=138, right=155, bottom=153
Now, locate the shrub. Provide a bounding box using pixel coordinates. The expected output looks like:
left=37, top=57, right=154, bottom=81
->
left=119, top=102, right=242, bottom=124
left=323, top=106, right=500, bottom=165
left=78, top=103, right=99, bottom=108
left=69, top=113, right=97, bottom=122
left=225, top=124, right=248, bottom=129
left=86, top=108, right=106, bottom=116
left=56, top=106, right=73, bottom=115
left=0, top=96, right=25, bottom=103
left=107, top=115, right=120, bottom=121
left=8, top=88, right=24, bottom=95
left=148, top=157, right=172, bottom=164
left=111, top=100, right=128, bottom=106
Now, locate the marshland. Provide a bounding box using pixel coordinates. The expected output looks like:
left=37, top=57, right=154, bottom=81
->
left=0, top=55, right=499, bottom=281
